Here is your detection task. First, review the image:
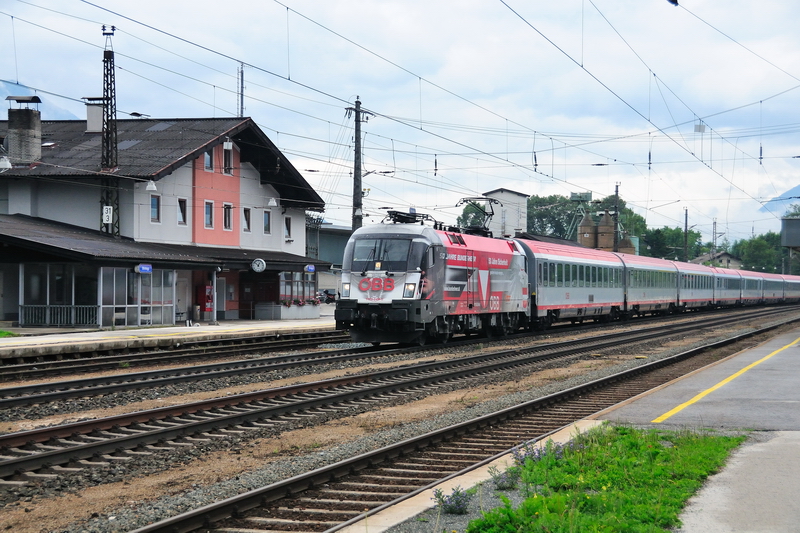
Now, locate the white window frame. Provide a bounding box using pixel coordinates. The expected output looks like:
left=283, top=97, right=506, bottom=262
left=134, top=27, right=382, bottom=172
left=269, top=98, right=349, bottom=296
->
left=204, top=200, right=214, bottom=229
left=223, top=203, right=233, bottom=231
left=242, top=207, right=251, bottom=232
left=204, top=148, right=213, bottom=171
left=177, top=198, right=187, bottom=226
left=263, top=210, right=272, bottom=234
left=223, top=144, right=233, bottom=175
left=284, top=216, right=292, bottom=239
left=150, top=194, right=161, bottom=224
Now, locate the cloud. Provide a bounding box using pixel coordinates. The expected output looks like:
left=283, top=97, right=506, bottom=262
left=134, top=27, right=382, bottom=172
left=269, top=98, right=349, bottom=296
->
left=2, top=1, right=800, bottom=242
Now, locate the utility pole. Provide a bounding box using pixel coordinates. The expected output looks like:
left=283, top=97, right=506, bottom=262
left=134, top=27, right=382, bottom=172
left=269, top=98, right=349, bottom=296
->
left=347, top=97, right=371, bottom=231
left=237, top=63, right=244, bottom=118
left=100, top=25, right=120, bottom=237
left=613, top=183, right=619, bottom=252
left=683, top=207, right=689, bottom=262
left=712, top=219, right=717, bottom=258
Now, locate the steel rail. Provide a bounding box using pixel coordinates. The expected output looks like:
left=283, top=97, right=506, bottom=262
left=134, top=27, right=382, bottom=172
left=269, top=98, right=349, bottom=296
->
left=0, top=330, right=351, bottom=380
left=1, top=308, right=794, bottom=482
left=1, top=307, right=790, bottom=409
left=129, top=317, right=798, bottom=533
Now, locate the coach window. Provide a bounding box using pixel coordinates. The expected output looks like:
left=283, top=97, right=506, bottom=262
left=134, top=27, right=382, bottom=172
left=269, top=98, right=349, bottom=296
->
left=556, top=263, right=563, bottom=287
left=538, top=262, right=544, bottom=286
left=548, top=262, right=556, bottom=287
left=571, top=265, right=578, bottom=287
left=577, top=265, right=584, bottom=287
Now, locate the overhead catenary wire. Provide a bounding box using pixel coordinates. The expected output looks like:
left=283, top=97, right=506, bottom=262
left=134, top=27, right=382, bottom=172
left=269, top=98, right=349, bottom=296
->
left=3, top=2, right=799, bottom=240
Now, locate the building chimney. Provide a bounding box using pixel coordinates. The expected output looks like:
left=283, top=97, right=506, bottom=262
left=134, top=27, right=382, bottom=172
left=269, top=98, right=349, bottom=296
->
left=6, top=96, right=43, bottom=166
left=83, top=97, right=104, bottom=133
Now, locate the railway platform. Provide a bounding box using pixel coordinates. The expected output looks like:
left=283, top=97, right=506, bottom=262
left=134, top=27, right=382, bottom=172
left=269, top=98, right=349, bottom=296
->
left=596, top=327, right=800, bottom=532
left=0, top=304, right=337, bottom=359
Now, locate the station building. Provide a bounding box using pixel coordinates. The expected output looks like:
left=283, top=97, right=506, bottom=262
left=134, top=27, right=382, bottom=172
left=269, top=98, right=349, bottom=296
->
left=0, top=98, right=330, bottom=327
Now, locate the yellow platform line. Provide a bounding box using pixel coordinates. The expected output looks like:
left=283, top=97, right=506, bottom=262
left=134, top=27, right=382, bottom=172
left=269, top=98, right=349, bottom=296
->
left=652, top=335, right=800, bottom=423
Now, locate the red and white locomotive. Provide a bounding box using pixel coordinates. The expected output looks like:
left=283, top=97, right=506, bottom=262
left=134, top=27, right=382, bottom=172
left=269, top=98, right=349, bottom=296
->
left=334, top=210, right=800, bottom=345
left=335, top=211, right=528, bottom=344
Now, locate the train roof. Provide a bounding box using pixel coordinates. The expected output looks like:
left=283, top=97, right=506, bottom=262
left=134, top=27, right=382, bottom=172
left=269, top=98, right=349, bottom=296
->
left=612, top=252, right=678, bottom=271
left=514, top=238, right=623, bottom=264
left=671, top=261, right=716, bottom=275
left=446, top=231, right=520, bottom=254
left=711, top=266, right=743, bottom=277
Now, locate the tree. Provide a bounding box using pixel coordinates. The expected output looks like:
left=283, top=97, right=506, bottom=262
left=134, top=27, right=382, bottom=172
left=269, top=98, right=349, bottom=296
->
left=643, top=228, right=670, bottom=258
left=784, top=203, right=800, bottom=217
left=594, top=195, right=647, bottom=238
left=641, top=226, right=702, bottom=259
left=731, top=231, right=785, bottom=273
left=739, top=237, right=780, bottom=272
left=526, top=195, right=575, bottom=238
left=456, top=202, right=487, bottom=228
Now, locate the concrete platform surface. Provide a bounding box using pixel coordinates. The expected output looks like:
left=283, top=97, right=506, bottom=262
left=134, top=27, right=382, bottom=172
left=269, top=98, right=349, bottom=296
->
left=598, top=328, right=800, bottom=532
left=0, top=305, right=337, bottom=357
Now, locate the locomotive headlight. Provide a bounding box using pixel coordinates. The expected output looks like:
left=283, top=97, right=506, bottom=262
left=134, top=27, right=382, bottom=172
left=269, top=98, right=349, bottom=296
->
left=403, top=283, right=416, bottom=298
left=341, top=283, right=350, bottom=298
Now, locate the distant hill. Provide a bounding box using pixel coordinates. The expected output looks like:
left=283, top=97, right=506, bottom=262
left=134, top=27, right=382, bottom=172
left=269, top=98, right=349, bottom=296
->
left=1, top=81, right=79, bottom=120
left=760, top=184, right=800, bottom=216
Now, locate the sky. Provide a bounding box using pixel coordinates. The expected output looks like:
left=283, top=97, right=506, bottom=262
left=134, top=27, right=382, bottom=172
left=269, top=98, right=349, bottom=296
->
left=3, top=0, right=800, bottom=245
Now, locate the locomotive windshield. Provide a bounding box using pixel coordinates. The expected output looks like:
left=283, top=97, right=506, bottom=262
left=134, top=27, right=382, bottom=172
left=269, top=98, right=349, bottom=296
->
left=344, top=237, right=426, bottom=273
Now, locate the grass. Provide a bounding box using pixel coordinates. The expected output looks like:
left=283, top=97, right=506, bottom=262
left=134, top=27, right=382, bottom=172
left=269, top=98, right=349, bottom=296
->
left=465, top=424, right=745, bottom=533
left=0, top=330, right=17, bottom=338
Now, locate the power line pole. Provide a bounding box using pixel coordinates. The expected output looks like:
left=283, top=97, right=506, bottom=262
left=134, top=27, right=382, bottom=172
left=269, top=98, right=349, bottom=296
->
left=683, top=207, right=689, bottom=262
left=347, top=97, right=371, bottom=231
left=237, top=63, right=244, bottom=118
left=613, top=183, right=619, bottom=252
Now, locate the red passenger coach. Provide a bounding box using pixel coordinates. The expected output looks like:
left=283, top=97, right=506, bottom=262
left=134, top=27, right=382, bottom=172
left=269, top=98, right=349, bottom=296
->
left=673, top=261, right=715, bottom=310
left=762, top=272, right=787, bottom=304
left=615, top=253, right=680, bottom=316
left=514, top=239, right=625, bottom=326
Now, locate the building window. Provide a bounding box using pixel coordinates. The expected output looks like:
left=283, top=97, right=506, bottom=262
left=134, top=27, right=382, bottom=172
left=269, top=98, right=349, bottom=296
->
left=150, top=195, right=161, bottom=223
left=242, top=208, right=251, bottom=232
left=284, top=216, right=292, bottom=239
left=223, top=144, right=233, bottom=175
left=263, top=210, right=271, bottom=234
left=223, top=203, right=233, bottom=231
left=177, top=198, right=187, bottom=225
left=204, top=201, right=214, bottom=228
left=204, top=148, right=213, bottom=171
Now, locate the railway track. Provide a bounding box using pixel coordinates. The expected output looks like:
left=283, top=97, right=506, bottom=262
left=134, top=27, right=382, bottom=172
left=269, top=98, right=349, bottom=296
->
left=0, top=329, right=352, bottom=381
left=0, top=306, right=790, bottom=410
left=0, top=305, right=777, bottom=382
left=1, top=307, right=795, bottom=491
left=131, top=322, right=779, bottom=533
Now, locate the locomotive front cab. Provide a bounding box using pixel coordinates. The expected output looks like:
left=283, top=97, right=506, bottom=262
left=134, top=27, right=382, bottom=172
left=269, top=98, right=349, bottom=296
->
left=335, top=227, right=443, bottom=344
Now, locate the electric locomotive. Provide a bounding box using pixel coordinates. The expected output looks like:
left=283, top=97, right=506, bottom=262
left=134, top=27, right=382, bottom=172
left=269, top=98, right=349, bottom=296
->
left=334, top=211, right=528, bottom=345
